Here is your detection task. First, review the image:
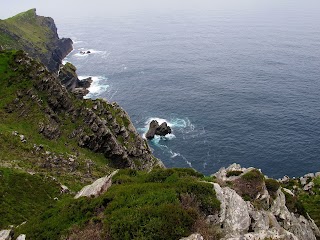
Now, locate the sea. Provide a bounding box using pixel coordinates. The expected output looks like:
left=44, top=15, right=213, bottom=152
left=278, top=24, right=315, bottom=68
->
left=56, top=4, right=320, bottom=178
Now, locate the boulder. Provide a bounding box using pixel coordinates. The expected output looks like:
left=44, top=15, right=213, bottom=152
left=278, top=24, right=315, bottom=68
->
left=0, top=230, right=12, bottom=240
left=74, top=170, right=118, bottom=199
left=16, top=235, right=26, bottom=240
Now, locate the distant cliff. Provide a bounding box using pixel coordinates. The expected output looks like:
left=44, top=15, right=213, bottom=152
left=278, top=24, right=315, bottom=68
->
left=0, top=8, right=72, bottom=72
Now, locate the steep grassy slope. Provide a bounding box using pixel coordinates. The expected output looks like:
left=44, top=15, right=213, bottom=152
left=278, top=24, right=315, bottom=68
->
left=0, top=168, right=61, bottom=229
left=0, top=9, right=72, bottom=72
left=0, top=50, right=160, bottom=189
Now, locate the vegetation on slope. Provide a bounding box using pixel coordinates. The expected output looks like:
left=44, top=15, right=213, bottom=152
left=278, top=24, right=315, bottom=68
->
left=282, top=176, right=320, bottom=226
left=0, top=168, right=61, bottom=229
left=16, top=168, right=220, bottom=240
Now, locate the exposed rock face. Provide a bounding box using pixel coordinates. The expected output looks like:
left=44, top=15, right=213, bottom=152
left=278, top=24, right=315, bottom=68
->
left=0, top=9, right=73, bottom=72
left=213, top=183, right=251, bottom=236
left=75, top=170, right=118, bottom=199
left=16, top=235, right=26, bottom=240
left=0, top=230, right=12, bottom=240
left=145, top=120, right=172, bottom=139
left=58, top=62, right=92, bottom=98
left=5, top=51, right=162, bottom=171
left=210, top=164, right=320, bottom=240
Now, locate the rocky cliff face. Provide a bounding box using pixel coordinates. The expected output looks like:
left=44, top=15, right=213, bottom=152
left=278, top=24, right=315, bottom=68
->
left=58, top=62, right=92, bottom=98
left=205, top=164, right=320, bottom=240
left=2, top=50, right=161, bottom=171
left=0, top=9, right=73, bottom=72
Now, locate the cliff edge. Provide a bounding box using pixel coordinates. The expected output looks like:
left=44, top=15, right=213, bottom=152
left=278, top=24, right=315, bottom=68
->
left=0, top=8, right=72, bottom=72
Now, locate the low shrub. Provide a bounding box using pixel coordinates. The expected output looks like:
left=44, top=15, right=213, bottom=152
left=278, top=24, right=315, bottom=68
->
left=226, top=170, right=243, bottom=177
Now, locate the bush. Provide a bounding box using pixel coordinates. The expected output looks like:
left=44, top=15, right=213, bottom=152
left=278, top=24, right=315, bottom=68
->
left=241, top=169, right=264, bottom=182
left=226, top=170, right=243, bottom=177
left=265, top=178, right=280, bottom=198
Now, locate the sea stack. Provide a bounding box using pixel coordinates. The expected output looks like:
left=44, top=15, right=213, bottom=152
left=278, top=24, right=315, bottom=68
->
left=146, top=120, right=172, bottom=139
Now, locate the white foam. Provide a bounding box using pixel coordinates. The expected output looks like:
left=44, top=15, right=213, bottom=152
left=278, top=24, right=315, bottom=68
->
left=79, top=76, right=109, bottom=98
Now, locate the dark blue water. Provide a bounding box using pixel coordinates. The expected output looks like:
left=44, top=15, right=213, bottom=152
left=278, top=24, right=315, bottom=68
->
left=57, top=7, right=320, bottom=178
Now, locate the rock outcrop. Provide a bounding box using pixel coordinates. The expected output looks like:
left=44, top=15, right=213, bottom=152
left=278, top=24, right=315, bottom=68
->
left=0, top=9, right=73, bottom=72
left=145, top=120, right=172, bottom=139
left=210, top=164, right=320, bottom=240
left=0, top=230, right=12, bottom=240
left=3, top=50, right=162, bottom=171
left=75, top=170, right=118, bottom=199
left=58, top=62, right=92, bottom=98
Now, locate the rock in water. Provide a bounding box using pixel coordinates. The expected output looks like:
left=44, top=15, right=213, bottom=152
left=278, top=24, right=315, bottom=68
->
left=155, top=122, right=172, bottom=136
left=145, top=120, right=172, bottom=139
left=145, top=120, right=160, bottom=139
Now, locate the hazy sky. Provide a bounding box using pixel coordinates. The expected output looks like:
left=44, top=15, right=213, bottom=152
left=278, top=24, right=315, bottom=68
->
left=1, top=0, right=320, bottom=20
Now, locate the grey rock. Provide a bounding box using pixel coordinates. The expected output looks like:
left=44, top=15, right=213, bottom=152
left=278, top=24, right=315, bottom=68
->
left=16, top=234, right=26, bottom=240
left=180, top=233, right=204, bottom=240
left=0, top=230, right=12, bottom=240
left=303, top=182, right=314, bottom=191
left=304, top=173, right=315, bottom=178
left=75, top=170, right=118, bottom=199
left=300, top=177, right=308, bottom=186
left=213, top=183, right=251, bottom=236
left=19, top=135, right=26, bottom=143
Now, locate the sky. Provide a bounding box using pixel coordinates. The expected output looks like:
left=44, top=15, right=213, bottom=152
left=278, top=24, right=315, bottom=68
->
left=1, top=0, right=320, bottom=20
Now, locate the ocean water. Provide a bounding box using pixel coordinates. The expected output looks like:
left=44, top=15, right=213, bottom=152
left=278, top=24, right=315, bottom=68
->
left=57, top=6, right=320, bottom=178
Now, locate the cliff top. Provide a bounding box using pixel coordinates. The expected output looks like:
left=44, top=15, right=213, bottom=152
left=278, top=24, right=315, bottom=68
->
left=0, top=9, right=72, bottom=72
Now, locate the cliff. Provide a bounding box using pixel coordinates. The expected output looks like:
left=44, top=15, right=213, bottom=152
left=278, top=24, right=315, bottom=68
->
left=0, top=8, right=72, bottom=72
left=0, top=50, right=161, bottom=184
left=1, top=10, right=320, bottom=240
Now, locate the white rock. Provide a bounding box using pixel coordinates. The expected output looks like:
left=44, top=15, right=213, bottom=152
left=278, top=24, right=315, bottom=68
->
left=300, top=177, right=307, bottom=186
left=180, top=233, right=204, bottom=240
left=60, top=185, right=69, bottom=194
left=16, top=234, right=26, bottom=240
left=283, top=188, right=295, bottom=196
left=303, top=182, right=314, bottom=191
left=315, top=172, right=320, bottom=177
left=75, top=170, right=118, bottom=199
left=0, top=230, right=12, bottom=240
left=213, top=183, right=251, bottom=236
left=304, top=173, right=315, bottom=178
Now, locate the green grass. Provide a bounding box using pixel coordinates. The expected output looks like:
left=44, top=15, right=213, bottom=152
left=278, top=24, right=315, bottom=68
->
left=0, top=9, right=55, bottom=54
left=17, top=168, right=220, bottom=240
left=0, top=168, right=61, bottom=228
left=297, top=177, right=320, bottom=226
